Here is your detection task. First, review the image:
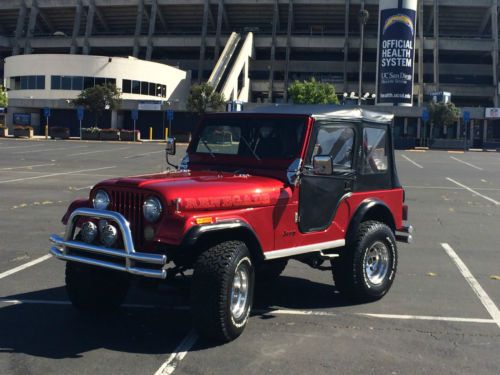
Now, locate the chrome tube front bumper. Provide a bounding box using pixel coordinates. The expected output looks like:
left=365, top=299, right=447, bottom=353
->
left=49, top=208, right=167, bottom=279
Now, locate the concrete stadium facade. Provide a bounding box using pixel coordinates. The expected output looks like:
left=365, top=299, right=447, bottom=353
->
left=0, top=0, right=500, bottom=146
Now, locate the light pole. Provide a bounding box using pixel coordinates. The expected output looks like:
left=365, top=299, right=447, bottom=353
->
left=358, top=8, right=369, bottom=106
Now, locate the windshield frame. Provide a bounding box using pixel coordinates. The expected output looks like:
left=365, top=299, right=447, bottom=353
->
left=187, top=113, right=311, bottom=169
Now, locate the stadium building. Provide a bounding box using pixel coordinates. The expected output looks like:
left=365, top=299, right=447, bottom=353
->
left=0, top=0, right=499, bottom=147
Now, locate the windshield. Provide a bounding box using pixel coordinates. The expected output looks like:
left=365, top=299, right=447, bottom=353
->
left=192, top=117, right=306, bottom=160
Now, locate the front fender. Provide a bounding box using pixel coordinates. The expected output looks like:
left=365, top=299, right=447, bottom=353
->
left=62, top=198, right=92, bottom=225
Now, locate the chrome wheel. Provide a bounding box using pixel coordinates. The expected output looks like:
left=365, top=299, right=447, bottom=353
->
left=364, top=241, right=389, bottom=285
left=230, top=262, right=249, bottom=320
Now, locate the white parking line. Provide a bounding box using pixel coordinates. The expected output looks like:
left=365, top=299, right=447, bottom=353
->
left=124, top=150, right=164, bottom=159
left=0, top=163, right=56, bottom=171
left=406, top=185, right=500, bottom=191
left=1, top=298, right=492, bottom=327
left=154, top=330, right=198, bottom=375
left=441, top=243, right=500, bottom=329
left=449, top=156, right=484, bottom=171
left=401, top=154, right=423, bottom=169
left=0, top=166, right=116, bottom=184
left=0, top=254, right=52, bottom=280
left=68, top=147, right=130, bottom=157
left=71, top=185, right=94, bottom=191
left=0, top=144, right=44, bottom=150
left=446, top=177, right=500, bottom=205
left=13, top=146, right=88, bottom=154
left=357, top=313, right=495, bottom=324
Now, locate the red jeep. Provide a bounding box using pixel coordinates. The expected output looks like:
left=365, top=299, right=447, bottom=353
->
left=50, top=106, right=412, bottom=342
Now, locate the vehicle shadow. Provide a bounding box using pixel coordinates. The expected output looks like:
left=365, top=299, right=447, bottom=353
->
left=0, top=275, right=357, bottom=358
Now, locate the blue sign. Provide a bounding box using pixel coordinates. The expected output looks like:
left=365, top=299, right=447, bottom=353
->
left=13, top=113, right=31, bottom=126
left=43, top=107, right=51, bottom=118
left=76, top=106, right=84, bottom=121
left=131, top=109, right=139, bottom=121
left=463, top=111, right=470, bottom=123
left=376, top=2, right=417, bottom=106
left=422, top=109, right=429, bottom=122
left=167, top=109, right=174, bottom=121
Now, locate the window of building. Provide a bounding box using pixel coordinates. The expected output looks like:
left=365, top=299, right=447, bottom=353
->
left=72, top=76, right=83, bottom=90
left=20, top=76, right=28, bottom=90
left=94, top=77, right=105, bottom=86
left=122, top=79, right=132, bottom=93
left=61, top=76, right=72, bottom=90
left=27, top=76, right=36, bottom=89
left=84, top=76, right=94, bottom=89
left=149, top=82, right=156, bottom=96
left=161, top=85, right=167, bottom=98
left=140, top=81, right=148, bottom=95
left=36, top=76, right=45, bottom=89
left=51, top=76, right=61, bottom=89
left=132, top=80, right=140, bottom=94
left=105, top=78, right=116, bottom=86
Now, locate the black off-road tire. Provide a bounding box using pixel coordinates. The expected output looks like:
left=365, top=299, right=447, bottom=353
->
left=255, top=259, right=288, bottom=284
left=65, top=262, right=130, bottom=314
left=191, top=240, right=255, bottom=342
left=332, top=221, right=397, bottom=303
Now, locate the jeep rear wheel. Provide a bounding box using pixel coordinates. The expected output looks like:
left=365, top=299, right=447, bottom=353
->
left=191, top=240, right=255, bottom=342
left=65, top=262, right=130, bottom=314
left=332, top=221, right=397, bottom=302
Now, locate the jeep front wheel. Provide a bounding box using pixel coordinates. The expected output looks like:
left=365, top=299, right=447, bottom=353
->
left=332, top=221, right=397, bottom=302
left=191, top=240, right=255, bottom=342
left=65, top=262, right=130, bottom=314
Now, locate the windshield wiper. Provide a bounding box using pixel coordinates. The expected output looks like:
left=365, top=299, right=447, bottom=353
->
left=240, top=135, right=260, bottom=161
left=201, top=138, right=216, bottom=158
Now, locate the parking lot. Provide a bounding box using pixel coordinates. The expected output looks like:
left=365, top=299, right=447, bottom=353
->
left=0, top=138, right=499, bottom=374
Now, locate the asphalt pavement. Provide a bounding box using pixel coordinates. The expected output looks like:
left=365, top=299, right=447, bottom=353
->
left=0, top=138, right=499, bottom=374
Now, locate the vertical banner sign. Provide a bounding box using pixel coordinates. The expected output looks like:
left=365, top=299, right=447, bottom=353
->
left=376, top=0, right=417, bottom=106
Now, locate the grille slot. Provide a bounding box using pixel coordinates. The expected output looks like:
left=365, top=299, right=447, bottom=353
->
left=110, top=190, right=145, bottom=249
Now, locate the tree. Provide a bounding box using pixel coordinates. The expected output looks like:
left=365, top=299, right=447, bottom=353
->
left=186, top=83, right=225, bottom=114
left=288, top=77, right=340, bottom=105
left=72, top=83, right=122, bottom=127
left=428, top=101, right=460, bottom=129
left=0, top=85, right=7, bottom=108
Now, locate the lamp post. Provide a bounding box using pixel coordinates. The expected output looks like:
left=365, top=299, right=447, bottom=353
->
left=358, top=8, right=369, bottom=106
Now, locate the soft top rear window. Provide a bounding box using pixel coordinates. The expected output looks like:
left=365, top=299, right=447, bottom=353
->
left=192, top=116, right=307, bottom=160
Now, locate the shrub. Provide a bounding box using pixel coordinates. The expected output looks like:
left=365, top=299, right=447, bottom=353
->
left=100, top=128, right=120, bottom=133
left=81, top=127, right=101, bottom=134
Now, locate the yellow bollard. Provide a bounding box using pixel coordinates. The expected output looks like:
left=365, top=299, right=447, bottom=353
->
left=165, top=128, right=168, bottom=141
left=45, top=125, right=48, bottom=140
left=149, top=127, right=153, bottom=141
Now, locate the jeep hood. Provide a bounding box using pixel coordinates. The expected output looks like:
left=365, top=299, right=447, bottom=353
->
left=95, top=170, right=288, bottom=211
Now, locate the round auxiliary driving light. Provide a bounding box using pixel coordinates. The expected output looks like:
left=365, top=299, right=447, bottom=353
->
left=99, top=223, right=118, bottom=247
left=80, top=221, right=98, bottom=243
left=143, top=196, right=163, bottom=223
left=93, top=190, right=110, bottom=210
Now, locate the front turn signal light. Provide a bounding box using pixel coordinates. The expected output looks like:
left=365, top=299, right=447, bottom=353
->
left=195, top=217, right=215, bottom=225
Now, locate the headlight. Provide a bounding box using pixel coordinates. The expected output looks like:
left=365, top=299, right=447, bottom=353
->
left=93, top=190, right=110, bottom=210
left=143, top=196, right=162, bottom=223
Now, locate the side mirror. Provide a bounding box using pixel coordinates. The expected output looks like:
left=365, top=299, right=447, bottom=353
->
left=166, top=137, right=176, bottom=155
left=312, top=155, right=333, bottom=175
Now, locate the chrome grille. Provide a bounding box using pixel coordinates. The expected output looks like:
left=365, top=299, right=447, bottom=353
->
left=110, top=190, right=145, bottom=249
